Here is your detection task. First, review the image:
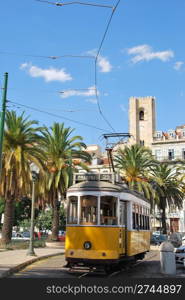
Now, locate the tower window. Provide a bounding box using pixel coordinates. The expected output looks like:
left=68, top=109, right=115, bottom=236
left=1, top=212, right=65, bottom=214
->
left=140, top=140, right=145, bottom=146
left=139, top=110, right=144, bottom=120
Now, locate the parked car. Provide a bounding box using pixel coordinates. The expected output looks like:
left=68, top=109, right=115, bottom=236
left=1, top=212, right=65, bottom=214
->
left=151, top=233, right=167, bottom=245
left=11, top=231, right=30, bottom=241
left=22, top=231, right=30, bottom=240
left=58, top=230, right=66, bottom=242
left=175, top=245, right=185, bottom=264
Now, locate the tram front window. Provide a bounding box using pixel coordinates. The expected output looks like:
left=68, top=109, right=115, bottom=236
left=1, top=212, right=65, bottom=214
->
left=67, top=196, right=78, bottom=224
left=80, top=195, right=97, bottom=225
left=100, top=196, right=118, bottom=225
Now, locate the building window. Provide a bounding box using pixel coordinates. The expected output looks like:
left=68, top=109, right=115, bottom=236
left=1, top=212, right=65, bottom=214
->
left=169, top=131, right=174, bottom=138
left=156, top=132, right=162, bottom=138
left=155, top=149, right=161, bottom=158
left=139, top=110, right=144, bottom=120
left=182, top=148, right=185, bottom=160
left=168, top=149, right=174, bottom=160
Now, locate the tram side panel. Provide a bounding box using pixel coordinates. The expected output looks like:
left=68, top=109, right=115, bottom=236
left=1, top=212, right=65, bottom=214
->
left=126, top=201, right=150, bottom=257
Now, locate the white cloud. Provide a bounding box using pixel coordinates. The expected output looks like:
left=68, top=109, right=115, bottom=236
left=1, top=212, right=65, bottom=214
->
left=60, top=86, right=98, bottom=99
left=86, top=98, right=98, bottom=104
left=20, top=62, right=72, bottom=82
left=97, top=56, right=112, bottom=73
left=86, top=49, right=112, bottom=72
left=127, top=44, right=174, bottom=64
left=174, top=61, right=184, bottom=71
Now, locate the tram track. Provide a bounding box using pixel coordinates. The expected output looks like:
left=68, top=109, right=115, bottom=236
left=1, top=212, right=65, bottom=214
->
left=65, top=251, right=158, bottom=278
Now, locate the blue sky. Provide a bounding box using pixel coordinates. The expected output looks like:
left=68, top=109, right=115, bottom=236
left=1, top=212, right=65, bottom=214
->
left=0, top=0, right=185, bottom=149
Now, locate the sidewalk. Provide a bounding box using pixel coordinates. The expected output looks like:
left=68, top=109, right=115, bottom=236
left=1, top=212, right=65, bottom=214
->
left=0, top=246, right=65, bottom=278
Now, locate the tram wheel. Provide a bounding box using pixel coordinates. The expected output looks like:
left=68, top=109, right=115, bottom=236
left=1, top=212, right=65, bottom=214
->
left=104, top=265, right=112, bottom=274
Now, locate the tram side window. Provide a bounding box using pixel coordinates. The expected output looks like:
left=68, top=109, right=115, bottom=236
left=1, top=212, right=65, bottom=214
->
left=120, top=201, right=126, bottom=226
left=132, top=204, right=139, bottom=229
left=132, top=204, right=150, bottom=230
left=67, top=196, right=78, bottom=224
left=142, top=208, right=150, bottom=230
left=100, top=196, right=118, bottom=225
left=132, top=211, right=136, bottom=229
left=80, top=195, right=97, bottom=225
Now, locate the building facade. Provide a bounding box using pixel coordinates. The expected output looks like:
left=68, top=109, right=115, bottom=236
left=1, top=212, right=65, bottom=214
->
left=127, top=96, right=185, bottom=233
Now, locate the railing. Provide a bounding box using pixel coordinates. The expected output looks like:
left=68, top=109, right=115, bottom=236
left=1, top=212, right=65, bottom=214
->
left=153, top=155, right=185, bottom=162
left=153, top=136, right=185, bottom=142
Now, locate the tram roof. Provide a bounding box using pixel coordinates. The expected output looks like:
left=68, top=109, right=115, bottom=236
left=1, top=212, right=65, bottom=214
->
left=67, top=181, right=149, bottom=203
left=67, top=180, right=122, bottom=192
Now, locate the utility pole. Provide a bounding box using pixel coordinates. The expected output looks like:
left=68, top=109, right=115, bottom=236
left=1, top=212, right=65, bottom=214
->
left=0, top=72, right=8, bottom=177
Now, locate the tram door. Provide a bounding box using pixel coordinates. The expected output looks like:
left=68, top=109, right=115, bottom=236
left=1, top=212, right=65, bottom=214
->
left=119, top=201, right=127, bottom=254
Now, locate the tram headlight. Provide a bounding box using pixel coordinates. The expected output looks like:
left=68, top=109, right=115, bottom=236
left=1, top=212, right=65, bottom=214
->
left=83, top=241, right=92, bottom=250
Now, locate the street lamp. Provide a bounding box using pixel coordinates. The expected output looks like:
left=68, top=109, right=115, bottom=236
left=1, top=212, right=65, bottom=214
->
left=27, top=163, right=39, bottom=256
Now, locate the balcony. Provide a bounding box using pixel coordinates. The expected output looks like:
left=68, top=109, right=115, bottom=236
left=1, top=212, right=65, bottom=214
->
left=153, top=155, right=185, bottom=162
left=168, top=212, right=181, bottom=219
left=153, top=135, right=185, bottom=142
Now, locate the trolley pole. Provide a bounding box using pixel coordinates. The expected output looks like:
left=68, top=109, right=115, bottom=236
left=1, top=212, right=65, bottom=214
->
left=0, top=72, right=8, bottom=178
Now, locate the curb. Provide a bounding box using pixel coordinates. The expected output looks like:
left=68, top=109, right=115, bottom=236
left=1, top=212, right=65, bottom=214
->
left=0, top=251, right=65, bottom=278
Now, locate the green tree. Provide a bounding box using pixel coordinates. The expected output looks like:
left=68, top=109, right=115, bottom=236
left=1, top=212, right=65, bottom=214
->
left=114, top=144, right=157, bottom=200
left=40, top=123, right=91, bottom=241
left=14, top=197, right=40, bottom=227
left=150, top=163, right=184, bottom=234
left=36, top=204, right=66, bottom=233
left=0, top=110, right=45, bottom=244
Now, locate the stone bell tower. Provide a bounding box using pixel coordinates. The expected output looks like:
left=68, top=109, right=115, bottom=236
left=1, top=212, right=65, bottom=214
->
left=128, top=96, right=156, bottom=148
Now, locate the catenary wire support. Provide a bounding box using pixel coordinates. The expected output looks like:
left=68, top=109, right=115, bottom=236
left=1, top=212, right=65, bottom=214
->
left=35, top=0, right=114, bottom=9
left=36, top=0, right=118, bottom=132
left=103, top=132, right=131, bottom=173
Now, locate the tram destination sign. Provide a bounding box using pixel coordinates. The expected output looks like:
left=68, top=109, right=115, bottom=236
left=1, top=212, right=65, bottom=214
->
left=74, top=173, right=114, bottom=183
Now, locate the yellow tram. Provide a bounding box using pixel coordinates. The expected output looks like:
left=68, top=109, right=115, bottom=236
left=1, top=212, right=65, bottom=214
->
left=65, top=173, right=151, bottom=270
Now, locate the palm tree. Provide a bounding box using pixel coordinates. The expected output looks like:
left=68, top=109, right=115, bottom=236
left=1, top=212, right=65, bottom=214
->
left=114, top=144, right=157, bottom=200
left=40, top=122, right=91, bottom=241
left=150, top=163, right=184, bottom=234
left=0, top=110, right=45, bottom=245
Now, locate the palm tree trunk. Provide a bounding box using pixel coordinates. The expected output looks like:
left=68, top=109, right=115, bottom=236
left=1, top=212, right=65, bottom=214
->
left=160, top=197, right=167, bottom=234
left=161, top=209, right=167, bottom=234
left=51, top=190, right=59, bottom=241
left=1, top=195, right=15, bottom=245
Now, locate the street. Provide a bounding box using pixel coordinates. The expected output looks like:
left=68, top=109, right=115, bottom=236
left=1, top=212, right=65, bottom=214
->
left=9, top=249, right=171, bottom=279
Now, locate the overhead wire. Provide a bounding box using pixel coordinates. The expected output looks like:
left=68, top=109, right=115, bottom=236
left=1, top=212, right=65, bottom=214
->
left=1, top=1, right=122, bottom=137
left=36, top=0, right=118, bottom=132
left=0, top=50, right=95, bottom=60
left=35, top=0, right=114, bottom=9
left=7, top=100, right=109, bottom=132
left=94, top=0, right=121, bottom=133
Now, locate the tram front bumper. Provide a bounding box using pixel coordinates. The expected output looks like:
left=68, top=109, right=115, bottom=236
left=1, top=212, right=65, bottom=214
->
left=65, top=249, right=119, bottom=261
